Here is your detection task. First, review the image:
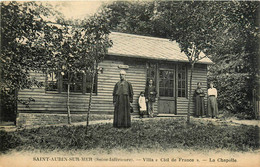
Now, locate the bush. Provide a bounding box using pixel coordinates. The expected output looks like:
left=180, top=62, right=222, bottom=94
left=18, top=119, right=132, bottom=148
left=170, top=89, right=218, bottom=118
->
left=0, top=130, right=22, bottom=153
left=0, top=90, right=17, bottom=122
left=208, top=73, right=255, bottom=119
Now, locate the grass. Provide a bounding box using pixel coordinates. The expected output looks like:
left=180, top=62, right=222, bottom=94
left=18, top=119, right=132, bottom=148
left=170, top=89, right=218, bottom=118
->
left=72, top=114, right=113, bottom=122
left=0, top=117, right=259, bottom=153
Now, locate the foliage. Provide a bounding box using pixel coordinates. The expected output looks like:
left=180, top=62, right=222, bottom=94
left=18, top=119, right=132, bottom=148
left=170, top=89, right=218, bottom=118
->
left=208, top=73, right=255, bottom=119
left=0, top=1, right=59, bottom=94
left=45, top=16, right=112, bottom=76
left=103, top=1, right=156, bottom=36
left=45, top=9, right=112, bottom=125
left=148, top=1, right=259, bottom=119
left=1, top=2, right=112, bottom=123
left=1, top=1, right=258, bottom=121
left=43, top=13, right=112, bottom=124
left=0, top=118, right=259, bottom=153
left=1, top=90, right=16, bottom=121
left=0, top=130, right=22, bottom=153
left=0, top=2, right=60, bottom=120
left=207, top=1, right=259, bottom=119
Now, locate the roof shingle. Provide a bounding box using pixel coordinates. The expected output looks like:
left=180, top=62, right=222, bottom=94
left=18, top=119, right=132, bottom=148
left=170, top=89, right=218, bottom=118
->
left=108, top=32, right=213, bottom=64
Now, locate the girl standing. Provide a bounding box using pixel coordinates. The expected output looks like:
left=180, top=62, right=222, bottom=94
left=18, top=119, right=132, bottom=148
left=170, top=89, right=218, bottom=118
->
left=138, top=91, right=146, bottom=118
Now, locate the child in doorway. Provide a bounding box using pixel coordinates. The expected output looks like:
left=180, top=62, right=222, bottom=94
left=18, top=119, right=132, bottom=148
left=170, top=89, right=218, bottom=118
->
left=138, top=91, right=147, bottom=118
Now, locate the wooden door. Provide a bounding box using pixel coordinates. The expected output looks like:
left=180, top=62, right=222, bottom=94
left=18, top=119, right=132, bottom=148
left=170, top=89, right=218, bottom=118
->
left=158, top=69, right=176, bottom=114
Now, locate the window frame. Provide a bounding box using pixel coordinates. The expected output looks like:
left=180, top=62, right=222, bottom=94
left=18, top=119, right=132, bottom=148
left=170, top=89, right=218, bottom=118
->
left=146, top=62, right=157, bottom=88
left=45, top=71, right=98, bottom=95
left=158, top=69, right=175, bottom=97
left=177, top=64, right=188, bottom=98
left=45, top=71, right=59, bottom=92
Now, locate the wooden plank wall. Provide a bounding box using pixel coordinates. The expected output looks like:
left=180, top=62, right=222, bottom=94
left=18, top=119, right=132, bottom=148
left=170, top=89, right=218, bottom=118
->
left=18, top=56, right=207, bottom=115
left=18, top=70, right=92, bottom=113
left=177, top=64, right=208, bottom=115
left=18, top=56, right=152, bottom=114
left=94, top=56, right=150, bottom=114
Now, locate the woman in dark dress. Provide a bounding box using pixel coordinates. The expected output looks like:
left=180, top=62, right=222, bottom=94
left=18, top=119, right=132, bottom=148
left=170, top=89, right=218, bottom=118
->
left=194, top=82, right=205, bottom=117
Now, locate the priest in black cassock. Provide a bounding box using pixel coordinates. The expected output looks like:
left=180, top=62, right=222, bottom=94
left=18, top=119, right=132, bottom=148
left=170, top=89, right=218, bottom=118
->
left=113, top=70, right=134, bottom=128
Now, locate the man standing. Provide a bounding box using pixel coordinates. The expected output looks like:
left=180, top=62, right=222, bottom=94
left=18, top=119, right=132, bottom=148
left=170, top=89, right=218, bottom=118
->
left=145, top=79, right=157, bottom=118
left=113, top=70, right=134, bottom=128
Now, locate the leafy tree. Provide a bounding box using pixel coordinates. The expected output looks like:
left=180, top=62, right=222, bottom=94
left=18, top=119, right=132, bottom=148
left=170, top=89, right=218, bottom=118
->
left=1, top=1, right=112, bottom=127
left=104, top=1, right=156, bottom=36
left=206, top=1, right=259, bottom=118
left=44, top=13, right=112, bottom=126
left=0, top=1, right=57, bottom=122
left=83, top=13, right=112, bottom=130
left=103, top=1, right=178, bottom=38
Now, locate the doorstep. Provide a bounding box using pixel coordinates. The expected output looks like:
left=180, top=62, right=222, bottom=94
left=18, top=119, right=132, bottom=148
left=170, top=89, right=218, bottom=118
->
left=156, top=114, right=185, bottom=117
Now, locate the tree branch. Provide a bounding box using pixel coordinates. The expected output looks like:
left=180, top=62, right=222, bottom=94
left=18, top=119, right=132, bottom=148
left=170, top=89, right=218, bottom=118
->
left=190, top=43, right=195, bottom=62
left=196, top=54, right=208, bottom=63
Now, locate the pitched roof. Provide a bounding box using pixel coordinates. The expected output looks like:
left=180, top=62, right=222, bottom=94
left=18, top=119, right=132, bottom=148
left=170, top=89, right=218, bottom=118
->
left=108, top=32, right=213, bottom=64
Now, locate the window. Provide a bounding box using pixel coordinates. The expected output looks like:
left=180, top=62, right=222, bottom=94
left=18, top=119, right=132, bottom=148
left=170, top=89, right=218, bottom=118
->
left=62, top=73, right=84, bottom=93
left=46, top=72, right=58, bottom=91
left=146, top=63, right=157, bottom=87
left=178, top=65, right=187, bottom=97
left=46, top=71, right=97, bottom=94
left=159, top=70, right=175, bottom=97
